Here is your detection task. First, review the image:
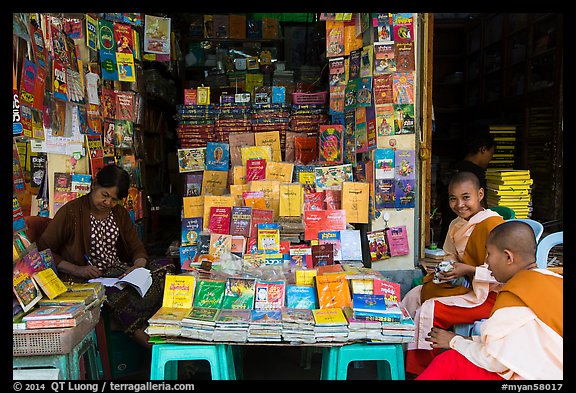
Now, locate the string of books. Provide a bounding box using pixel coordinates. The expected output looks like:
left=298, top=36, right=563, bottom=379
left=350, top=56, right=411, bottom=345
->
left=146, top=267, right=415, bottom=344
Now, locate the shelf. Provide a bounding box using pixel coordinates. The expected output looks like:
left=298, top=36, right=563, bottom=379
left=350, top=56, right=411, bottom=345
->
left=180, top=37, right=283, bottom=44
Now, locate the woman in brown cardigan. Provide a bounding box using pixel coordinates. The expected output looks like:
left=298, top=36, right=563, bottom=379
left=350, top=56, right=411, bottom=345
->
left=37, top=164, right=175, bottom=349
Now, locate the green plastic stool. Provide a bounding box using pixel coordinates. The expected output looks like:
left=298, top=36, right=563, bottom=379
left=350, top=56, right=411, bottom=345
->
left=320, top=343, right=405, bottom=380
left=489, top=206, right=516, bottom=220
left=150, top=343, right=235, bottom=380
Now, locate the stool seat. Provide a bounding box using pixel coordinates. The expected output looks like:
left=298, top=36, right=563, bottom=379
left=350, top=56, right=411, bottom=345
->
left=13, top=329, right=101, bottom=380
left=321, top=343, right=405, bottom=380
left=150, top=343, right=236, bottom=380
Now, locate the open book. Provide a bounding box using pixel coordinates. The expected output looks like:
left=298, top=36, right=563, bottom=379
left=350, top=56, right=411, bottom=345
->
left=89, top=267, right=152, bottom=297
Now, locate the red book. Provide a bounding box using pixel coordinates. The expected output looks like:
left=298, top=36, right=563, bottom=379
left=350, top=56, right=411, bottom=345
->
left=303, top=210, right=325, bottom=241
left=373, top=279, right=402, bottom=302
left=311, top=244, right=334, bottom=267
left=325, top=209, right=347, bottom=232
left=323, top=189, right=342, bottom=210
left=303, top=192, right=324, bottom=211
left=246, top=158, right=267, bottom=182
left=249, top=209, right=274, bottom=240
left=208, top=206, right=232, bottom=234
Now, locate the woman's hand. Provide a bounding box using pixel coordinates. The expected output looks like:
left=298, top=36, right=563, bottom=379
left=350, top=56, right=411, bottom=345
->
left=77, top=265, right=102, bottom=279
left=425, top=327, right=457, bottom=349
left=438, top=261, right=474, bottom=281
left=119, top=258, right=147, bottom=279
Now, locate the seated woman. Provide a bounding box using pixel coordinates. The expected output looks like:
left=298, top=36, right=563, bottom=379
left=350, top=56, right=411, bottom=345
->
left=401, top=171, right=504, bottom=376
left=37, top=164, right=175, bottom=349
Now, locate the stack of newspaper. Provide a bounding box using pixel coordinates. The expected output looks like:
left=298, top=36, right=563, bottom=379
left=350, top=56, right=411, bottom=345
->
left=281, top=308, right=316, bottom=343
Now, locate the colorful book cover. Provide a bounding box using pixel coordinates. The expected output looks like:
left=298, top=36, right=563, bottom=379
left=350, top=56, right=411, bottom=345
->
left=376, top=103, right=395, bottom=137
left=221, top=277, right=257, bottom=309
left=395, top=150, right=416, bottom=179
left=246, top=158, right=267, bottom=182
left=393, top=103, right=415, bottom=134
left=285, top=285, right=317, bottom=309
left=340, top=229, right=363, bottom=261
left=257, top=223, right=280, bottom=253
left=205, top=141, right=230, bottom=171
left=208, top=206, right=232, bottom=235
left=162, top=274, right=196, bottom=309
left=181, top=217, right=203, bottom=245
left=229, top=206, right=252, bottom=238
left=367, top=229, right=390, bottom=262
left=178, top=147, right=206, bottom=173
left=352, top=293, right=387, bottom=314
left=179, top=245, right=198, bottom=270
left=374, top=42, right=396, bottom=75
left=184, top=173, right=204, bottom=197
left=324, top=189, right=342, bottom=210
left=344, top=77, right=358, bottom=110
left=392, top=72, right=415, bottom=105
left=325, top=20, right=345, bottom=58
left=254, top=280, right=286, bottom=310
left=348, top=49, right=361, bottom=80
left=373, top=13, right=393, bottom=43
left=373, top=279, right=402, bottom=302
left=183, top=195, right=204, bottom=218
left=241, top=145, right=272, bottom=166
left=294, top=268, right=317, bottom=287
left=32, top=267, right=67, bottom=299
left=329, top=85, right=346, bottom=115
left=230, top=235, right=246, bottom=257
left=318, top=231, right=342, bottom=261
left=314, top=164, right=354, bottom=191
left=341, top=181, right=370, bottom=224
left=193, top=279, right=226, bottom=309
left=356, top=77, right=373, bottom=107
left=254, top=131, right=281, bottom=162
left=395, top=178, right=416, bottom=208
left=243, top=191, right=267, bottom=210
left=303, top=210, right=325, bottom=240
left=289, top=246, right=313, bottom=269
left=386, top=225, right=410, bottom=257
left=311, top=244, right=334, bottom=267
left=343, top=110, right=356, bottom=166
left=329, top=57, right=347, bottom=86
left=318, top=124, right=344, bottom=165
left=359, top=45, right=373, bottom=78
left=208, top=233, right=232, bottom=261
left=354, top=106, right=368, bottom=153
left=228, top=132, right=255, bottom=168
left=249, top=180, right=280, bottom=219
left=313, top=307, right=348, bottom=325
left=303, top=191, right=324, bottom=212
left=395, top=41, right=415, bottom=72
left=315, top=273, right=352, bottom=309
left=113, top=119, right=133, bottom=149
left=392, top=13, right=414, bottom=42
left=375, top=179, right=396, bottom=209
left=293, top=165, right=317, bottom=191
left=374, top=75, right=394, bottom=108
left=279, top=183, right=303, bottom=217
left=249, top=209, right=274, bottom=240
left=375, top=148, right=395, bottom=179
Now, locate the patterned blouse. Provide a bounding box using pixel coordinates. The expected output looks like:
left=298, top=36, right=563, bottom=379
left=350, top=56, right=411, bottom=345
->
left=89, top=212, right=127, bottom=272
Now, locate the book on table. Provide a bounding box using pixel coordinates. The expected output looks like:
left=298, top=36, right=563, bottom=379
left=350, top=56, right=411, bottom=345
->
left=89, top=267, right=152, bottom=297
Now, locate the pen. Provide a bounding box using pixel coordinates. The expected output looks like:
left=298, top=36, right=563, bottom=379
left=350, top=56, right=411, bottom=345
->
left=84, top=254, right=94, bottom=266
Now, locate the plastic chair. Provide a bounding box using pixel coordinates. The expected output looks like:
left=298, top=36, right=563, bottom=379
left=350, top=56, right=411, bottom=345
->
left=508, top=218, right=544, bottom=242
left=150, top=343, right=236, bottom=380
left=320, top=343, right=405, bottom=380
left=489, top=206, right=516, bottom=220
left=536, top=231, right=563, bottom=269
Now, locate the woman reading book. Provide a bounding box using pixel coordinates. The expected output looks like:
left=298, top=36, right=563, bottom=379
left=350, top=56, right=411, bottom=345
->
left=400, top=171, right=504, bottom=377
left=37, top=164, right=175, bottom=349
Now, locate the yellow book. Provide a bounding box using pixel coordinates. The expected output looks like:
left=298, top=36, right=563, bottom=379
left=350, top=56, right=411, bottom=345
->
left=232, top=165, right=246, bottom=185
left=201, top=169, right=229, bottom=196
left=162, top=274, right=196, bottom=309
left=486, top=188, right=530, bottom=196
left=295, top=268, right=317, bottom=287
left=341, top=181, right=370, bottom=224
left=230, top=183, right=250, bottom=206
left=297, top=171, right=316, bottom=186
left=265, top=161, right=294, bottom=183
left=202, top=195, right=236, bottom=229
left=486, top=169, right=530, bottom=178
left=487, top=179, right=533, bottom=186
left=312, top=307, right=348, bottom=325
left=33, top=268, right=68, bottom=299
left=183, top=195, right=204, bottom=218
left=350, top=278, right=374, bottom=294
left=254, top=131, right=282, bottom=162
left=197, top=86, right=210, bottom=105
left=250, top=179, right=280, bottom=220
left=241, top=145, right=272, bottom=166
left=149, top=306, right=191, bottom=325
left=257, top=223, right=280, bottom=252
left=38, top=290, right=96, bottom=306
left=279, top=183, right=303, bottom=217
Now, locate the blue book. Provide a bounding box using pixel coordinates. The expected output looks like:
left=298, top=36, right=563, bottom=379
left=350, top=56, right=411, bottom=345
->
left=181, top=217, right=203, bottom=245
left=285, top=285, right=317, bottom=309
left=180, top=245, right=198, bottom=270
left=352, top=293, right=387, bottom=314
left=205, top=141, right=230, bottom=171
left=271, top=86, right=286, bottom=103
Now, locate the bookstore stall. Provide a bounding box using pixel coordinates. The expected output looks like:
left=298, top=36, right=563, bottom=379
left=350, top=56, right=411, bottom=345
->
left=12, top=12, right=436, bottom=380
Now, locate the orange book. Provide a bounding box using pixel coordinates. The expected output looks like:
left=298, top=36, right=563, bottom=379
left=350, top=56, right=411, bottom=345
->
left=315, top=273, right=352, bottom=309
left=341, top=181, right=370, bottom=223
left=183, top=195, right=204, bottom=218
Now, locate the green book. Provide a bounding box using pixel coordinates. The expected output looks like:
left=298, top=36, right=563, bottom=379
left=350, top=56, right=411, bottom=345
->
left=221, top=277, right=257, bottom=309
left=193, top=279, right=226, bottom=308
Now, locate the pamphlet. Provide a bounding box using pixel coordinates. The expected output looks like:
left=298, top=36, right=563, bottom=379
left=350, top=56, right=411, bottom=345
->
left=89, top=267, right=152, bottom=297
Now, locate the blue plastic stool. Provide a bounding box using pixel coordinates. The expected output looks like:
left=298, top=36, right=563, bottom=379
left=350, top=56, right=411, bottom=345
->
left=150, top=343, right=236, bottom=380
left=13, top=328, right=102, bottom=380
left=320, top=343, right=405, bottom=380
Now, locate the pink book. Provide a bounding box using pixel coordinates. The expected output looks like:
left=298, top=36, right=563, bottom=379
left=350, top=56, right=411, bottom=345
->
left=386, top=225, right=410, bottom=257
left=246, top=158, right=267, bottom=182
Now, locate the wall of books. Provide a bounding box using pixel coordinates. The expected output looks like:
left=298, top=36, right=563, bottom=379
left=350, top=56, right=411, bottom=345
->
left=173, top=12, right=423, bottom=273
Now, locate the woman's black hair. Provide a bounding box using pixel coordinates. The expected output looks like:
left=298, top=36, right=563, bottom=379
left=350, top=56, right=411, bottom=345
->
left=95, top=164, right=131, bottom=200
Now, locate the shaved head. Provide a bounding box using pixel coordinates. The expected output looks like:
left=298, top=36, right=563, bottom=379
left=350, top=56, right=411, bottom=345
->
left=488, top=221, right=537, bottom=262
left=449, top=171, right=481, bottom=191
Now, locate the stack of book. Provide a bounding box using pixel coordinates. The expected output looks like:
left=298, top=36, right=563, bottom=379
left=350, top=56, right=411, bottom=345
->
left=213, top=308, right=251, bottom=342
left=378, top=302, right=416, bottom=343
left=281, top=308, right=316, bottom=343
left=247, top=309, right=283, bottom=342
left=486, top=169, right=533, bottom=218
left=488, top=124, right=517, bottom=170
left=342, top=306, right=384, bottom=340
left=312, top=307, right=349, bottom=342
left=146, top=306, right=190, bottom=337
left=180, top=307, right=220, bottom=341
left=21, top=304, right=87, bottom=329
